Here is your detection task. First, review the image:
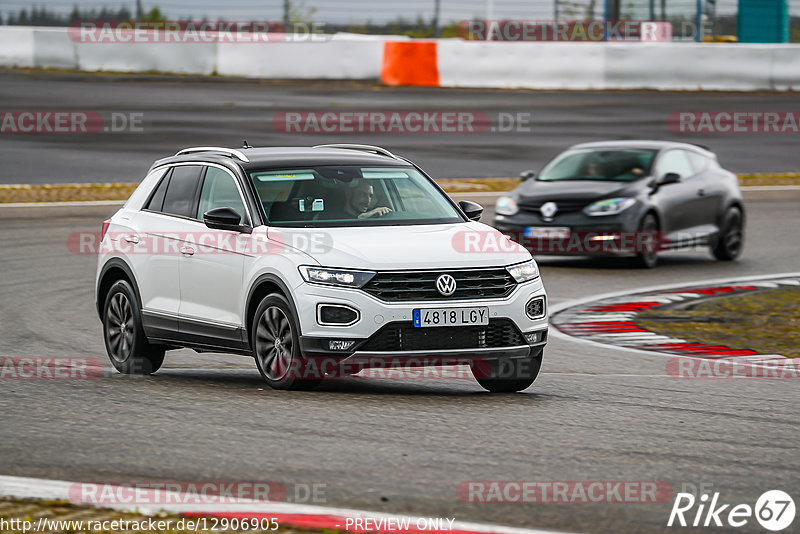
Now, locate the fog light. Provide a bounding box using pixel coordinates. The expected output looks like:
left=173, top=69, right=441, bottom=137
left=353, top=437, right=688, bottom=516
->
left=329, top=340, right=356, bottom=351
left=317, top=304, right=359, bottom=326
left=526, top=296, right=546, bottom=320
left=524, top=332, right=540, bottom=344
left=589, top=234, right=618, bottom=241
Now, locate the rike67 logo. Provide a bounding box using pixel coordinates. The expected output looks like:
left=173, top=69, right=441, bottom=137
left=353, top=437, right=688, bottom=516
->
left=668, top=490, right=795, bottom=531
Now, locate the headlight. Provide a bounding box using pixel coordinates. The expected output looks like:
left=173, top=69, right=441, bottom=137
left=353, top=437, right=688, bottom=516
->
left=506, top=260, right=539, bottom=283
left=495, top=196, right=519, bottom=216
left=583, top=197, right=637, bottom=216
left=299, top=266, right=376, bottom=288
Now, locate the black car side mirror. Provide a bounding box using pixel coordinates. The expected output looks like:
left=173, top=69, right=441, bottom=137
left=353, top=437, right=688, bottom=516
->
left=203, top=207, right=252, bottom=233
left=458, top=200, right=484, bottom=221
left=520, top=170, right=536, bottom=181
left=658, top=172, right=681, bottom=186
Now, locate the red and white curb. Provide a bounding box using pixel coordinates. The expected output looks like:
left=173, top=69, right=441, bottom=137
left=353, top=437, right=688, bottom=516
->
left=0, top=476, right=573, bottom=534
left=550, top=273, right=799, bottom=369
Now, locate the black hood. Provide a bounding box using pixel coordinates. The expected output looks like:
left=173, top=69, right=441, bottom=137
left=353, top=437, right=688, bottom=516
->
left=516, top=179, right=645, bottom=204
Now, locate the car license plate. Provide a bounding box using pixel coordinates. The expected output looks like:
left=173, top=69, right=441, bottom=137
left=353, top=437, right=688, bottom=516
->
left=413, top=307, right=489, bottom=328
left=525, top=226, right=571, bottom=239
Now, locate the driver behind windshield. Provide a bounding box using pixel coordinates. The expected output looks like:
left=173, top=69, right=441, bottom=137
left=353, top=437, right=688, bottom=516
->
left=585, top=161, right=605, bottom=177
left=329, top=179, right=393, bottom=219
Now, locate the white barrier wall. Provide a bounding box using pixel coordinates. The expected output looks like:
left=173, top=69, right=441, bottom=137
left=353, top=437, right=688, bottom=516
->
left=1, top=26, right=799, bottom=90
left=32, top=27, right=77, bottom=69
left=437, top=41, right=607, bottom=90
left=0, top=27, right=34, bottom=68
left=75, top=41, right=217, bottom=75
left=769, top=46, right=800, bottom=91
left=438, top=41, right=800, bottom=91
left=217, top=40, right=384, bottom=79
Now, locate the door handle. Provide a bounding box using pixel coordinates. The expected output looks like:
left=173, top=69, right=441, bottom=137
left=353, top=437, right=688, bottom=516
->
left=697, top=188, right=705, bottom=196
left=124, top=235, right=139, bottom=244
left=180, top=246, right=195, bottom=256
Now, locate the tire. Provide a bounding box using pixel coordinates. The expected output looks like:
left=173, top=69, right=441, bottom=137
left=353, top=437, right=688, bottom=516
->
left=103, top=280, right=165, bottom=375
left=627, top=213, right=659, bottom=269
left=711, top=207, right=744, bottom=261
left=252, top=293, right=322, bottom=390
left=472, top=348, right=542, bottom=393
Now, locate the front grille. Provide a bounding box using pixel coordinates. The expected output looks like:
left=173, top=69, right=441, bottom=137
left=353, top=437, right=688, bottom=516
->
left=362, top=268, right=516, bottom=302
left=360, top=319, right=525, bottom=352
left=519, top=199, right=590, bottom=215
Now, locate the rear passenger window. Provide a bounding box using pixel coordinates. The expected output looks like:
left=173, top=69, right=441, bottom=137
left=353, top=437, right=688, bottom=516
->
left=161, top=166, right=202, bottom=218
left=144, top=170, right=171, bottom=212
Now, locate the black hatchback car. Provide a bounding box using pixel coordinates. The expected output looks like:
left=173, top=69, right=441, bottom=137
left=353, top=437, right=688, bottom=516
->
left=493, top=141, right=745, bottom=268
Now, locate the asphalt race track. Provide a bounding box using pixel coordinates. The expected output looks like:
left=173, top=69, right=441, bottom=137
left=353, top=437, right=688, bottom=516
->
left=2, top=71, right=800, bottom=183
left=1, top=72, right=800, bottom=534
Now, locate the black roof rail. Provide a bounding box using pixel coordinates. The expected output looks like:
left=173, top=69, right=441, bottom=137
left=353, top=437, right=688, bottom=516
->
left=175, top=146, right=250, bottom=163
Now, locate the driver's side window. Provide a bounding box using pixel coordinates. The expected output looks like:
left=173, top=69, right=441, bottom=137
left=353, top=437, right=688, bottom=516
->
left=654, top=150, right=695, bottom=181
left=197, top=167, right=248, bottom=224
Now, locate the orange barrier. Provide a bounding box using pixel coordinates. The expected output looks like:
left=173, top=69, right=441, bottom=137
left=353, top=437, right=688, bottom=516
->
left=381, top=41, right=440, bottom=86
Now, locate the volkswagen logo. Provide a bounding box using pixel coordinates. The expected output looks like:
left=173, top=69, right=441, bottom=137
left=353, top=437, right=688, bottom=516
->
left=435, top=274, right=457, bottom=296
left=540, top=201, right=558, bottom=220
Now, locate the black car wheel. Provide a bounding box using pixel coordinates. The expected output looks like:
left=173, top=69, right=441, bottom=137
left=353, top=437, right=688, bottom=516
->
left=627, top=213, right=659, bottom=269
left=471, top=348, right=542, bottom=393
left=252, top=293, right=322, bottom=390
left=103, top=280, right=165, bottom=374
left=711, top=207, right=744, bottom=261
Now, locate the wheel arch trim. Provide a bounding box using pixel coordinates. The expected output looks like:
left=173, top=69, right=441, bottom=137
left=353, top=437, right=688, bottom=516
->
left=97, top=257, right=142, bottom=320
left=244, top=273, right=301, bottom=343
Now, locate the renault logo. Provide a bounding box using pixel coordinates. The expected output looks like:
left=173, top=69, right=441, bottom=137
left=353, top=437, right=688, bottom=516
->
left=540, top=202, right=558, bottom=220
left=435, top=274, right=457, bottom=296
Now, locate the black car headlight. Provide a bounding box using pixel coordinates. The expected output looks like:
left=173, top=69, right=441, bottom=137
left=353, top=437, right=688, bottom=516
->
left=583, top=197, right=637, bottom=216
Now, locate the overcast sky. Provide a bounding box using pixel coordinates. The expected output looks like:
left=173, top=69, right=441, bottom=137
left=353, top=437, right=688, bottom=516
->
left=2, top=0, right=795, bottom=24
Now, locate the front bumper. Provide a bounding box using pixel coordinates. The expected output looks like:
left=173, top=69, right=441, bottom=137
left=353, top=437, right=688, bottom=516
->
left=494, top=208, right=652, bottom=256
left=294, top=277, right=548, bottom=359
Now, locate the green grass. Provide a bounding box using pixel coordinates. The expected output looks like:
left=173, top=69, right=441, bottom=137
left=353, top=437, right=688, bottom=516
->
left=639, top=287, right=800, bottom=358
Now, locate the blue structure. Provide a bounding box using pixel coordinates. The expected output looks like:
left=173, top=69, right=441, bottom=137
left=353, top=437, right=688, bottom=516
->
left=738, top=0, right=790, bottom=43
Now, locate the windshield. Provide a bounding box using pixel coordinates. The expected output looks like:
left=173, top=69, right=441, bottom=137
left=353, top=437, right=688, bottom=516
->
left=249, top=166, right=464, bottom=227
left=537, top=149, right=657, bottom=182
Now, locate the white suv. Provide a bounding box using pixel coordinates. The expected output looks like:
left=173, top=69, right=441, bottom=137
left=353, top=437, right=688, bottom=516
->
left=95, top=145, right=548, bottom=392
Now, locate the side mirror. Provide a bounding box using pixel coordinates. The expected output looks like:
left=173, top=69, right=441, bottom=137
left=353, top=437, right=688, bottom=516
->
left=203, top=207, right=251, bottom=233
left=520, top=170, right=536, bottom=181
left=658, top=172, right=681, bottom=186
left=458, top=200, right=484, bottom=222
